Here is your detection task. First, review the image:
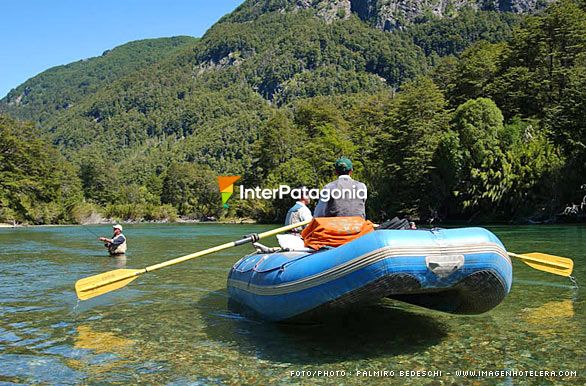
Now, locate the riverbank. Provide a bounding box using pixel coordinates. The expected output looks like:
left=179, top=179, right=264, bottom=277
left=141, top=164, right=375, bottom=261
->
left=0, top=217, right=258, bottom=228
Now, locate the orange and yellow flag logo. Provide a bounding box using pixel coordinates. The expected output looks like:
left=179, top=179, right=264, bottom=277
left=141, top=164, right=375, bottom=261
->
left=217, top=176, right=241, bottom=208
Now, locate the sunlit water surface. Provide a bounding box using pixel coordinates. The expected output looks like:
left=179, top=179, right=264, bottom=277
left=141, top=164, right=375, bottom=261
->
left=0, top=224, right=584, bottom=384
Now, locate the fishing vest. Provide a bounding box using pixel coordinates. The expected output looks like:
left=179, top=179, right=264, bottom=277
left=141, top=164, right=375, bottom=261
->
left=323, top=177, right=367, bottom=219
left=108, top=234, right=127, bottom=255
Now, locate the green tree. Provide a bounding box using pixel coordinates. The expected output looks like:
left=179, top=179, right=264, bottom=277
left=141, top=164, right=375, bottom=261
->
left=374, top=77, right=450, bottom=219
left=501, top=122, right=562, bottom=216
left=78, top=154, right=117, bottom=205
left=434, top=41, right=505, bottom=107
left=253, top=111, right=301, bottom=182
left=489, top=0, right=586, bottom=118
left=544, top=62, right=586, bottom=195
left=452, top=98, right=505, bottom=214
left=0, top=115, right=82, bottom=224
left=451, top=100, right=562, bottom=218
left=429, top=130, right=463, bottom=218
left=294, top=97, right=357, bottom=184
left=454, top=98, right=504, bottom=165
left=161, top=162, right=221, bottom=217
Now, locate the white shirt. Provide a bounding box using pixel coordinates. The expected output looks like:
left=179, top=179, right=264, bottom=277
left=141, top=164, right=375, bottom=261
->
left=285, top=201, right=313, bottom=231
left=285, top=201, right=312, bottom=223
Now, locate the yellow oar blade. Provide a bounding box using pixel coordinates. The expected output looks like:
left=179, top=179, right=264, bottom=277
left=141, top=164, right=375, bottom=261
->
left=509, top=252, right=574, bottom=277
left=75, top=269, right=144, bottom=300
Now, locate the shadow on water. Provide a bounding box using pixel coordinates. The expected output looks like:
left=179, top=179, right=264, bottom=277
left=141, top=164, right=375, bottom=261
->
left=196, top=290, right=449, bottom=364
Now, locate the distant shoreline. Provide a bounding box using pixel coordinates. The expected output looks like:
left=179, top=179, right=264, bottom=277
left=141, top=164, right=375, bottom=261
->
left=0, top=218, right=258, bottom=228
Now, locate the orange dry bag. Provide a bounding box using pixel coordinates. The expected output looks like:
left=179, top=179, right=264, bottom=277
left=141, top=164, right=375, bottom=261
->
left=300, top=216, right=375, bottom=250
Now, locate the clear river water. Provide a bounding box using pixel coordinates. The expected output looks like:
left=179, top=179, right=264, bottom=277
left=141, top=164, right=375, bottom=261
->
left=0, top=224, right=584, bottom=385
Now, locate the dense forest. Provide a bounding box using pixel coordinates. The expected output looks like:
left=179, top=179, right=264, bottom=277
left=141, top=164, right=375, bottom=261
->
left=0, top=0, right=584, bottom=225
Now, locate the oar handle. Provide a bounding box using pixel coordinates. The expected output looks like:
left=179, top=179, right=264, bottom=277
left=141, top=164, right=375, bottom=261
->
left=144, top=219, right=312, bottom=273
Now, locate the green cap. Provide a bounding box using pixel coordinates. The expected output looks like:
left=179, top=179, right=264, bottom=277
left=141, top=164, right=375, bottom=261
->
left=334, top=157, right=353, bottom=172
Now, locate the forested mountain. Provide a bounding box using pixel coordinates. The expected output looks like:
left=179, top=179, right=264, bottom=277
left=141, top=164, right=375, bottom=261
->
left=0, top=0, right=584, bottom=224
left=0, top=36, right=197, bottom=123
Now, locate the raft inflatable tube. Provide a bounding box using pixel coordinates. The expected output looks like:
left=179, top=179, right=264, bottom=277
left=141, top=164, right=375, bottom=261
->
left=227, top=227, right=512, bottom=322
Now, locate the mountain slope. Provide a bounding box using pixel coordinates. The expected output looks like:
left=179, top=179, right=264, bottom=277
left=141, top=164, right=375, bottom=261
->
left=35, top=8, right=521, bottom=156
left=1, top=2, right=528, bottom=126
left=0, top=36, right=198, bottom=123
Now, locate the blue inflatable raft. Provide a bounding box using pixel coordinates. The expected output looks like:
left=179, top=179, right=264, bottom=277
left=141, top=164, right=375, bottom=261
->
left=227, top=227, right=512, bottom=322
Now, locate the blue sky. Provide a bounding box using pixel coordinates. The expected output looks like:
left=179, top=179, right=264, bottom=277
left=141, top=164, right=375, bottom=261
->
left=0, top=0, right=244, bottom=97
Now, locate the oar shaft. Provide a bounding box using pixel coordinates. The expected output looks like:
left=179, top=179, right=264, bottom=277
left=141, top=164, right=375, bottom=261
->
left=145, top=241, right=236, bottom=272
left=258, top=219, right=311, bottom=238
left=144, top=219, right=312, bottom=273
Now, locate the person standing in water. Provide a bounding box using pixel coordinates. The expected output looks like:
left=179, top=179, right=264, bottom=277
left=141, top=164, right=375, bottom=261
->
left=98, top=224, right=127, bottom=256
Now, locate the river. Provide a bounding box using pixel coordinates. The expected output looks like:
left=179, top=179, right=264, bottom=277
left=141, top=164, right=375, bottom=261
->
left=0, top=224, right=584, bottom=384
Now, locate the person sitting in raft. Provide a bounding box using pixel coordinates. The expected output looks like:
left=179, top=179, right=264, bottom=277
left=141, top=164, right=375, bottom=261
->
left=98, top=224, right=127, bottom=256
left=301, top=158, right=374, bottom=250
left=284, top=189, right=313, bottom=233
left=276, top=190, right=313, bottom=251
left=313, top=157, right=367, bottom=218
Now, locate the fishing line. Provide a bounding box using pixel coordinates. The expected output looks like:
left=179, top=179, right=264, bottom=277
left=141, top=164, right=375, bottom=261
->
left=80, top=223, right=101, bottom=238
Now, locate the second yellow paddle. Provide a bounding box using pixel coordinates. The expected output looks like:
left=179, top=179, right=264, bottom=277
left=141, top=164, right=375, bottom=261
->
left=508, top=252, right=574, bottom=277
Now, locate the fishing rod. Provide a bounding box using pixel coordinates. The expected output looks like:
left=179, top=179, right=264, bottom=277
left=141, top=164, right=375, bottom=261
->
left=80, top=223, right=101, bottom=238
